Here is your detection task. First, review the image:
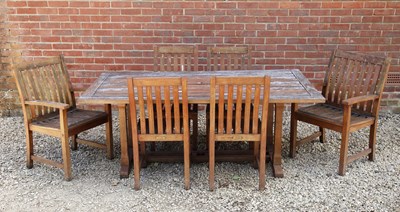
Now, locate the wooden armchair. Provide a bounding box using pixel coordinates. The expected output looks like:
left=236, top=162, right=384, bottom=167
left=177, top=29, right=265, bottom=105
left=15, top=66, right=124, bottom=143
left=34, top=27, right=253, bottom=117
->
left=290, top=49, right=391, bottom=175
left=12, top=55, right=113, bottom=181
left=207, top=46, right=252, bottom=71
left=153, top=46, right=199, bottom=151
left=208, top=76, right=270, bottom=191
left=128, top=77, right=190, bottom=190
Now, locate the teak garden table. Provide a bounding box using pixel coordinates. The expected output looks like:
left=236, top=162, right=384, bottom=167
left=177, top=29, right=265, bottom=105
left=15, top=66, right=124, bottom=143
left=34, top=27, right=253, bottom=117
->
left=78, top=70, right=325, bottom=178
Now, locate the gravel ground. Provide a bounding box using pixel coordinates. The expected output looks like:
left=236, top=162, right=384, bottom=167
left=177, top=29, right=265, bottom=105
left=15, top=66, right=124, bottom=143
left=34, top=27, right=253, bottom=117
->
left=0, top=111, right=399, bottom=211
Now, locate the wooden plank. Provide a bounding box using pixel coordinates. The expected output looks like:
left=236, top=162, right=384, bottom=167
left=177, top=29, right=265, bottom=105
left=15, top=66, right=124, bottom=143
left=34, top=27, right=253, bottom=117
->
left=78, top=70, right=326, bottom=105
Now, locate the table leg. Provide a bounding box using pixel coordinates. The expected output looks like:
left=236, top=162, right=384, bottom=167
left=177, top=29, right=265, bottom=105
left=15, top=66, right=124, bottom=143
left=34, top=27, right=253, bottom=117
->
left=119, top=104, right=130, bottom=178
left=272, top=103, right=284, bottom=178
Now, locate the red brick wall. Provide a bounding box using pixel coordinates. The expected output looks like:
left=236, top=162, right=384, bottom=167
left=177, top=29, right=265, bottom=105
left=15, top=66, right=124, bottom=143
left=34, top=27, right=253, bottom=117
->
left=3, top=0, right=400, bottom=113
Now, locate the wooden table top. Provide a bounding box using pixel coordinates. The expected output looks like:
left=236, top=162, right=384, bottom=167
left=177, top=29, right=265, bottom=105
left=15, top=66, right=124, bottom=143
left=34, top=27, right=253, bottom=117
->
left=78, top=69, right=325, bottom=105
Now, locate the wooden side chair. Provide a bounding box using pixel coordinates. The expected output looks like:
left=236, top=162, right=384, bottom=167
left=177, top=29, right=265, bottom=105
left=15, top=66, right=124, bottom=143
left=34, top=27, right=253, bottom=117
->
left=12, top=55, right=113, bottom=181
left=207, top=46, right=252, bottom=71
left=290, top=49, right=391, bottom=175
left=153, top=46, right=199, bottom=151
left=208, top=76, right=270, bottom=191
left=128, top=77, right=190, bottom=190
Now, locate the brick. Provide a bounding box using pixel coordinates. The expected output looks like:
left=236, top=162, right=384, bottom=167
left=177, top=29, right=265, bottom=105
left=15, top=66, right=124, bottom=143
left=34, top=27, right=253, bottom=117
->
left=52, top=29, right=72, bottom=36
left=90, top=2, right=110, bottom=8
left=259, top=2, right=279, bottom=8
left=289, top=10, right=310, bottom=16
left=278, top=17, right=298, bottom=23
left=183, top=37, right=202, bottom=43
left=236, top=17, right=256, bottom=23
left=101, top=37, right=121, bottom=43
left=163, top=9, right=183, bottom=15
left=387, top=2, right=400, bottom=8
left=7, top=1, right=27, bottom=7
left=80, top=9, right=99, bottom=15
left=216, top=2, right=236, bottom=9
left=374, top=9, right=395, bottom=15
left=92, top=30, right=112, bottom=36
left=343, top=2, right=364, bottom=8
left=121, top=9, right=141, bottom=15
left=17, top=8, right=37, bottom=14
left=193, top=16, right=213, bottom=23
left=257, top=17, right=276, bottom=23
left=49, top=15, right=69, bottom=22
left=362, top=16, right=383, bottom=23
left=62, top=37, right=81, bottom=42
left=27, top=1, right=47, bottom=7
left=384, top=16, right=400, bottom=23
left=310, top=10, right=331, bottom=16
left=99, top=9, right=120, bottom=15
left=111, top=16, right=132, bottom=22
left=290, top=38, right=310, bottom=45
left=278, top=30, right=298, bottom=37
left=352, top=9, right=373, bottom=15
left=215, top=16, right=234, bottom=23
left=37, top=8, right=58, bottom=14
left=246, top=24, right=265, bottom=31
left=331, top=9, right=351, bottom=16
left=204, top=24, right=224, bottom=30
left=163, top=37, right=181, bottom=43
left=238, top=2, right=258, bottom=8
left=70, top=1, right=89, bottom=7
left=59, top=8, right=79, bottom=14
left=173, top=16, right=193, bottom=23
left=322, top=2, right=342, bottom=8
left=150, top=16, right=169, bottom=23
left=267, top=9, right=288, bottom=16
left=28, top=15, right=49, bottom=21
left=280, top=2, right=300, bottom=9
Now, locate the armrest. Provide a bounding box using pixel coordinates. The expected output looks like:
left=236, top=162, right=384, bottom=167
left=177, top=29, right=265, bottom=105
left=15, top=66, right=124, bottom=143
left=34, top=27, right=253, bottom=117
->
left=342, top=95, right=379, bottom=106
left=25, top=100, right=70, bottom=109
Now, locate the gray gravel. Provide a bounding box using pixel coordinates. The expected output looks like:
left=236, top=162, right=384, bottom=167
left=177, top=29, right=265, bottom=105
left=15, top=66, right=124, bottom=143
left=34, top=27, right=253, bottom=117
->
left=0, top=111, right=399, bottom=211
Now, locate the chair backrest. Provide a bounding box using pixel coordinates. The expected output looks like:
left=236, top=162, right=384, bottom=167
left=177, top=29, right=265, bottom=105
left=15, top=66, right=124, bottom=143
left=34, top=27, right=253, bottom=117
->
left=128, top=77, right=189, bottom=141
left=322, top=49, right=391, bottom=114
left=153, top=46, right=198, bottom=72
left=12, top=55, right=75, bottom=120
left=209, top=76, right=270, bottom=141
left=207, top=46, right=252, bottom=71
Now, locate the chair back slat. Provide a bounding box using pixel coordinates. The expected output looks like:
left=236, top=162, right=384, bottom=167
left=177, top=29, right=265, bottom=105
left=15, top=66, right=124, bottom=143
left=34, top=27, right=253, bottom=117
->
left=12, top=55, right=75, bottom=120
left=154, top=46, right=198, bottom=72
left=322, top=49, right=391, bottom=114
left=207, top=47, right=252, bottom=71
left=210, top=76, right=270, bottom=139
left=128, top=77, right=188, bottom=136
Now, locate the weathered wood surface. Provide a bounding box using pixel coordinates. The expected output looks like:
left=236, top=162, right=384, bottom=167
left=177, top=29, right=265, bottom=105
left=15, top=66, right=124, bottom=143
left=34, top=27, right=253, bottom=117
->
left=290, top=49, right=392, bottom=176
left=12, top=55, right=114, bottom=181
left=79, top=70, right=325, bottom=105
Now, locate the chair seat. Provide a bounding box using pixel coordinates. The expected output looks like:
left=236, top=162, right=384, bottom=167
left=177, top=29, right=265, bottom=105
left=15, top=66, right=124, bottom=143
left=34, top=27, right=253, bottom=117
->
left=30, top=108, right=108, bottom=136
left=296, top=103, right=375, bottom=132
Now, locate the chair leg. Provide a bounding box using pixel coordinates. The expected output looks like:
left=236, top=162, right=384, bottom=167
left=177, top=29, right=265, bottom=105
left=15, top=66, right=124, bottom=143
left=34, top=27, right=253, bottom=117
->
left=140, top=142, right=147, bottom=168
left=105, top=104, right=114, bottom=160
left=338, top=130, right=350, bottom=176
left=71, top=135, right=78, bottom=151
left=209, top=138, right=215, bottom=191
left=61, top=136, right=72, bottom=181
left=25, top=130, right=33, bottom=169
left=368, top=123, right=377, bottom=161
left=319, top=127, right=325, bottom=143
left=259, top=140, right=267, bottom=191
left=133, top=137, right=141, bottom=190
left=252, top=141, right=259, bottom=169
left=184, top=134, right=190, bottom=190
left=191, top=114, right=198, bottom=151
left=289, top=103, right=298, bottom=158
